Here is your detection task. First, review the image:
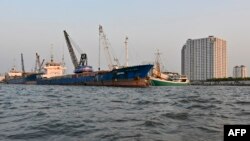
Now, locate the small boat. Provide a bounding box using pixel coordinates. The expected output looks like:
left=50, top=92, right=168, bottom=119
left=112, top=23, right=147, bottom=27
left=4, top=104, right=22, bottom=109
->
left=150, top=73, right=189, bottom=86
left=150, top=50, right=189, bottom=86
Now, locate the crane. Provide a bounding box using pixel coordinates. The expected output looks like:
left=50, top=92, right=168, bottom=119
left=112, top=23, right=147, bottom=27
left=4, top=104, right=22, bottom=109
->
left=99, top=25, right=120, bottom=70
left=64, top=30, right=78, bottom=68
left=63, top=30, right=90, bottom=73
left=34, top=53, right=45, bottom=73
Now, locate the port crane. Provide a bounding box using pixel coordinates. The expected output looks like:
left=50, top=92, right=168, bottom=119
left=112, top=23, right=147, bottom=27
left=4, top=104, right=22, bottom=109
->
left=99, top=25, right=120, bottom=70
left=63, top=30, right=91, bottom=73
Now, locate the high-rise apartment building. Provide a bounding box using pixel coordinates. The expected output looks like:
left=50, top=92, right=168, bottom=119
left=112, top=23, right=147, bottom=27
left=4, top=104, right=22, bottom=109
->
left=181, top=36, right=227, bottom=81
left=233, top=65, right=247, bottom=78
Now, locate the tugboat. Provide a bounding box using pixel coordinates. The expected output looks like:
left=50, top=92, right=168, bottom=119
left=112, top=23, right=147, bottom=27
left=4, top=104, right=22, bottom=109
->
left=150, top=50, right=189, bottom=86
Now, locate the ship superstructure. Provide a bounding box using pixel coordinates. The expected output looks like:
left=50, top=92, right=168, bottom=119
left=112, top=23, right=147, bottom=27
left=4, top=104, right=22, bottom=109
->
left=41, top=58, right=66, bottom=79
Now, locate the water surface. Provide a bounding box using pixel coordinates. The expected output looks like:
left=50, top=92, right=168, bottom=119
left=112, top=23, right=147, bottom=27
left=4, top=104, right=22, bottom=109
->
left=0, top=84, right=249, bottom=141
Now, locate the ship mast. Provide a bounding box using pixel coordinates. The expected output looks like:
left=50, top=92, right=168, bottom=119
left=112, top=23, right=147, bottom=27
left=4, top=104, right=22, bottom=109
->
left=50, top=44, right=55, bottom=63
left=155, top=49, right=161, bottom=77
left=98, top=26, right=101, bottom=71
left=125, top=36, right=128, bottom=67
left=21, top=53, right=25, bottom=73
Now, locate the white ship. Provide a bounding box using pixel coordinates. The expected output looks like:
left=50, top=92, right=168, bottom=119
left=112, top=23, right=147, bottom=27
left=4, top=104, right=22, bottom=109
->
left=41, top=59, right=66, bottom=79
left=150, top=50, right=189, bottom=86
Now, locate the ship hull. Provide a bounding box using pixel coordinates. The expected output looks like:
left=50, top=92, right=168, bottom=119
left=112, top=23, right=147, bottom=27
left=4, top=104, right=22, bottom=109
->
left=37, top=64, right=153, bottom=87
left=150, top=77, right=189, bottom=86
left=6, top=73, right=39, bottom=84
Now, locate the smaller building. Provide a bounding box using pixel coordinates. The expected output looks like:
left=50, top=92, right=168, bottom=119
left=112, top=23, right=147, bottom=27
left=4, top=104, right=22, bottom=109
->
left=233, top=65, right=247, bottom=78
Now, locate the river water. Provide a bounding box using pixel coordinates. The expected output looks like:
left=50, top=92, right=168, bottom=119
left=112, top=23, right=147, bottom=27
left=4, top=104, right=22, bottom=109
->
left=0, top=84, right=249, bottom=141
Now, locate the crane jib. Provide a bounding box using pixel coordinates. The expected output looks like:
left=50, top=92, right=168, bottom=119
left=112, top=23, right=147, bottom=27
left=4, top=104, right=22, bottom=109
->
left=63, top=30, right=92, bottom=73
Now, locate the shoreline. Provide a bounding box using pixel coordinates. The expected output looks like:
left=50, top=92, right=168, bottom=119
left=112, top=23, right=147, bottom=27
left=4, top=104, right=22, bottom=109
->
left=191, top=80, right=250, bottom=86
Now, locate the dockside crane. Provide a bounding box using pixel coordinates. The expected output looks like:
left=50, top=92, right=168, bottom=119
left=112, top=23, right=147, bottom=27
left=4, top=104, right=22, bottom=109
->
left=63, top=30, right=90, bottom=73
left=99, top=25, right=120, bottom=70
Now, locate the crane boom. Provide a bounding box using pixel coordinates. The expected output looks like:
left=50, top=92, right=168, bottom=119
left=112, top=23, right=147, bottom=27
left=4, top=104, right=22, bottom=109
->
left=40, top=59, right=45, bottom=69
left=63, top=30, right=78, bottom=69
left=99, top=25, right=120, bottom=70
left=63, top=30, right=90, bottom=73
left=34, top=53, right=43, bottom=73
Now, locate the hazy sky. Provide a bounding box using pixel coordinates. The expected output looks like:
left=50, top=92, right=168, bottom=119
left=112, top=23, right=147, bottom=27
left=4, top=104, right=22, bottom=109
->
left=1, top=0, right=250, bottom=76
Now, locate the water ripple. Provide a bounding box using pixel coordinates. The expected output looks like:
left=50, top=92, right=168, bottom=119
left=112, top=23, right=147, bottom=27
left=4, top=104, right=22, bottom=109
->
left=0, top=84, right=249, bottom=141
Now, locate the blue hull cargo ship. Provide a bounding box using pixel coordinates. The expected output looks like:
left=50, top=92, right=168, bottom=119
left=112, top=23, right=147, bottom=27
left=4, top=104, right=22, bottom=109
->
left=6, top=73, right=39, bottom=84
left=36, top=27, right=153, bottom=87
left=37, top=64, right=153, bottom=87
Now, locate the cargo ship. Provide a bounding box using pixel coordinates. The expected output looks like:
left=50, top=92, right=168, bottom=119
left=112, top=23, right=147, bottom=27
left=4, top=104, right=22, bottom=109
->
left=5, top=71, right=40, bottom=84
left=37, top=64, right=153, bottom=87
left=5, top=53, right=42, bottom=84
left=36, top=26, right=153, bottom=87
